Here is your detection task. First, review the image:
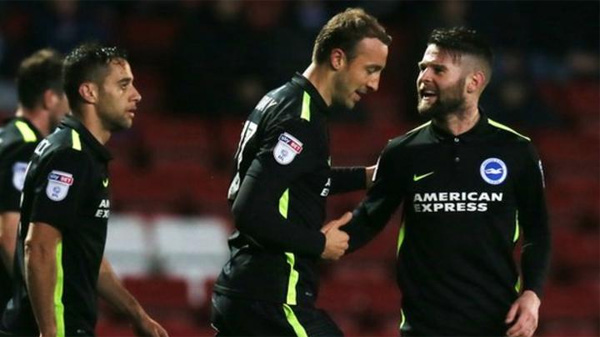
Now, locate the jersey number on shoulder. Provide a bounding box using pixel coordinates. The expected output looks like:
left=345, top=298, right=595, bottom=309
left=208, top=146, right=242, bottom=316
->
left=228, top=121, right=258, bottom=200
left=34, top=139, right=51, bottom=156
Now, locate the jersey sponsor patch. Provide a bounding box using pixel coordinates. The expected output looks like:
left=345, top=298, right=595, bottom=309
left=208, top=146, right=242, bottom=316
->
left=480, top=158, right=508, bottom=185
left=12, top=162, right=28, bottom=191
left=273, top=132, right=303, bottom=165
left=46, top=170, right=74, bottom=201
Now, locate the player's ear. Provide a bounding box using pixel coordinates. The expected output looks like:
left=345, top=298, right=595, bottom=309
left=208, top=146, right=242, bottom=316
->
left=78, top=82, right=99, bottom=104
left=42, top=89, right=59, bottom=110
left=329, top=48, right=346, bottom=71
left=466, top=71, right=485, bottom=94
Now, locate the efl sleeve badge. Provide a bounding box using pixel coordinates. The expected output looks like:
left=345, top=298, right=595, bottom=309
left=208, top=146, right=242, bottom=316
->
left=273, top=132, right=304, bottom=165
left=46, top=170, right=74, bottom=201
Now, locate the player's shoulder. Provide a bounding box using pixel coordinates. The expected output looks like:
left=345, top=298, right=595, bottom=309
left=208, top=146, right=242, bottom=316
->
left=385, top=121, right=432, bottom=152
left=486, top=118, right=532, bottom=144
left=0, top=119, right=39, bottom=150
left=38, top=127, right=89, bottom=162
left=266, top=80, right=307, bottom=120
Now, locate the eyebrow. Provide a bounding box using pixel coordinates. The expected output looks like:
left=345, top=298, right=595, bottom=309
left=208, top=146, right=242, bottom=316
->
left=418, top=61, right=447, bottom=70
left=117, top=77, right=133, bottom=85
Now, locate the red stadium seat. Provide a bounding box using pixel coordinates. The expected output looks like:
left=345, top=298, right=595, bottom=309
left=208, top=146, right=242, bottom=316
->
left=123, top=276, right=192, bottom=317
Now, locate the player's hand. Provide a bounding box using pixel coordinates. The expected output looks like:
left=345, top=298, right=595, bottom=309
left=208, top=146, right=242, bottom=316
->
left=505, top=290, right=541, bottom=337
left=132, top=314, right=169, bottom=337
left=321, top=212, right=352, bottom=234
left=321, top=212, right=351, bottom=260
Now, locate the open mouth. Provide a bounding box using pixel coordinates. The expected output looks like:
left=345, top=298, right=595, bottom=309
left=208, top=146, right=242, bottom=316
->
left=419, top=89, right=437, bottom=101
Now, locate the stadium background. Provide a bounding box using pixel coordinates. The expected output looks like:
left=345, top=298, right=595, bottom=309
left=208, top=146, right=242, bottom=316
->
left=0, top=0, right=598, bottom=335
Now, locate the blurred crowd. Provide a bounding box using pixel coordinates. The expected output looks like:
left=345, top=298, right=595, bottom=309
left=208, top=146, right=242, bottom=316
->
left=0, top=0, right=597, bottom=127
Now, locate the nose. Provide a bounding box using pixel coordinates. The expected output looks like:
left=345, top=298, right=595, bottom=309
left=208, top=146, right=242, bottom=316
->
left=131, top=85, right=142, bottom=103
left=418, top=68, right=433, bottom=85
left=367, top=74, right=380, bottom=92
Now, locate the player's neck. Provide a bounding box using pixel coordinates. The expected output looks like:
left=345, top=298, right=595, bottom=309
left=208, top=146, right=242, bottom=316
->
left=77, top=108, right=111, bottom=145
left=15, top=106, right=51, bottom=136
left=433, top=103, right=480, bottom=136
left=302, top=63, right=333, bottom=106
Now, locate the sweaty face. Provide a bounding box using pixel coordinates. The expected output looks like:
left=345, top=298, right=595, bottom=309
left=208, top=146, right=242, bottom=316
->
left=96, top=59, right=141, bottom=132
left=416, top=44, right=467, bottom=119
left=332, top=37, right=388, bottom=109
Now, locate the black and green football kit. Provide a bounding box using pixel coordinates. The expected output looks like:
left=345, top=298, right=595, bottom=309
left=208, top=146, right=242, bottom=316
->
left=213, top=74, right=365, bottom=336
left=0, top=117, right=43, bottom=317
left=343, top=114, right=551, bottom=336
left=1, top=115, right=111, bottom=336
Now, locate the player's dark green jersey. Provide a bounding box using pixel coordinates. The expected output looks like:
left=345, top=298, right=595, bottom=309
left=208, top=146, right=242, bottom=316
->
left=215, top=74, right=364, bottom=306
left=0, top=117, right=42, bottom=317
left=344, top=114, right=551, bottom=336
left=2, top=115, right=111, bottom=336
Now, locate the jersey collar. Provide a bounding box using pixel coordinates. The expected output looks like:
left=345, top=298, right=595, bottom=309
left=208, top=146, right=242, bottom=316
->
left=429, top=109, right=490, bottom=143
left=291, top=73, right=330, bottom=115
left=60, top=115, right=113, bottom=161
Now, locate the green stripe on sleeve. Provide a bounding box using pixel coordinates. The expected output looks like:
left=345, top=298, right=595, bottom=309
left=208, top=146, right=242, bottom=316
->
left=397, top=223, right=406, bottom=255
left=279, top=189, right=299, bottom=305
left=283, top=304, right=308, bottom=337
left=285, top=253, right=299, bottom=305
left=513, top=211, right=520, bottom=243
left=301, top=92, right=311, bottom=121
left=399, top=309, right=406, bottom=329
left=15, top=121, right=37, bottom=142
left=54, top=241, right=65, bottom=337
left=279, top=189, right=289, bottom=218
left=488, top=119, right=531, bottom=141
left=71, top=130, right=82, bottom=151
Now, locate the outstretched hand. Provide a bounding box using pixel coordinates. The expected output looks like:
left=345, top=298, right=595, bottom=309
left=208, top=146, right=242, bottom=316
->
left=133, top=314, right=169, bottom=337
left=505, top=290, right=541, bottom=337
left=321, top=212, right=352, bottom=234
left=320, top=212, right=352, bottom=260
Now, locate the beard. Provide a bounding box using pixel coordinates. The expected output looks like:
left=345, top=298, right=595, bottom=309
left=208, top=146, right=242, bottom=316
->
left=417, top=78, right=466, bottom=119
left=98, top=108, right=132, bottom=132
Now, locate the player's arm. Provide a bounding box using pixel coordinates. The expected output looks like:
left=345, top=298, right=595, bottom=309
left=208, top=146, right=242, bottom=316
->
left=506, top=143, right=551, bottom=337
left=329, top=164, right=377, bottom=194
left=336, top=144, right=404, bottom=252
left=97, top=258, right=168, bottom=337
left=232, top=118, right=346, bottom=258
left=0, top=143, right=34, bottom=274
left=24, top=148, right=88, bottom=336
left=24, top=221, right=61, bottom=337
left=515, top=143, right=551, bottom=296
left=0, top=212, right=20, bottom=275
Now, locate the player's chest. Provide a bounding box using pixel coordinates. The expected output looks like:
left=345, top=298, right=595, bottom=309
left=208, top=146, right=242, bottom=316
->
left=79, top=165, right=111, bottom=222
left=406, top=145, right=519, bottom=206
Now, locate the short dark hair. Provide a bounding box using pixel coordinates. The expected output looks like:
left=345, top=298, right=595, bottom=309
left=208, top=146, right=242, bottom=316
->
left=63, top=43, right=128, bottom=111
left=428, top=27, right=493, bottom=75
left=17, top=49, right=64, bottom=110
left=312, top=8, right=392, bottom=64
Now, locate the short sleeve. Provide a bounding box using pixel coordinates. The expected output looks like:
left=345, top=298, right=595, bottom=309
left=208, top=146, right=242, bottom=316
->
left=29, top=149, right=90, bottom=230
left=0, top=143, right=37, bottom=212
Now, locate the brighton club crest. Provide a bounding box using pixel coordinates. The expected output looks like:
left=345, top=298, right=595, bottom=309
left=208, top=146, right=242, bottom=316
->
left=480, top=158, right=508, bottom=185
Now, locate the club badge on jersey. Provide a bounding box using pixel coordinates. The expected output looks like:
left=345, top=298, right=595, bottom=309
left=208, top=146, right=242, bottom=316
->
left=273, top=132, right=303, bottom=165
left=46, top=170, right=74, bottom=201
left=12, top=161, right=28, bottom=191
left=480, top=158, right=508, bottom=185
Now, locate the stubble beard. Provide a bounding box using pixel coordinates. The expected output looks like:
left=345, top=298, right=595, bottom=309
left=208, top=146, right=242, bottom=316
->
left=417, top=78, right=466, bottom=120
